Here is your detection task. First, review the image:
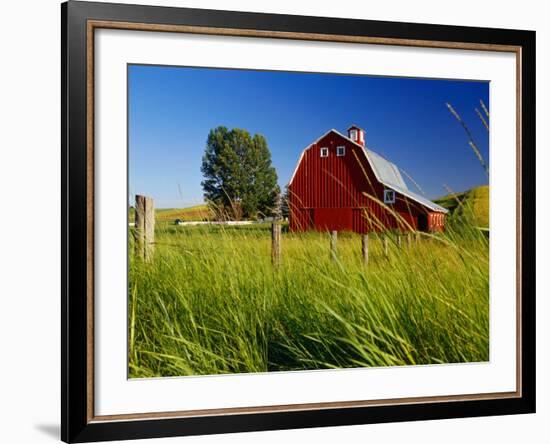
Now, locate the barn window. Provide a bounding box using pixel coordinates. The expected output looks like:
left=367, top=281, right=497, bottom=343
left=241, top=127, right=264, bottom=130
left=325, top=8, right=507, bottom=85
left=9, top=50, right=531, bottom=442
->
left=336, top=146, right=345, bottom=156
left=383, top=189, right=395, bottom=204
left=349, top=129, right=358, bottom=141
left=320, top=147, right=329, bottom=157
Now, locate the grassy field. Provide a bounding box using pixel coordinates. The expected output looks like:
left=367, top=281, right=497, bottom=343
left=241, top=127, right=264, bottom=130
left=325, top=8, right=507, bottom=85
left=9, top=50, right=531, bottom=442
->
left=128, top=210, right=489, bottom=378
left=435, top=185, right=489, bottom=228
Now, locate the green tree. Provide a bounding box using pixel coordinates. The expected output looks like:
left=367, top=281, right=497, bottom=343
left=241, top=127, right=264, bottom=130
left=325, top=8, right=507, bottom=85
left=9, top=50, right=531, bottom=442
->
left=201, top=126, right=280, bottom=219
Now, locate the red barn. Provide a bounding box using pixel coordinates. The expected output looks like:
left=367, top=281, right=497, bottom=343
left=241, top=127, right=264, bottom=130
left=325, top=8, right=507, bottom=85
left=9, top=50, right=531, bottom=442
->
left=288, top=125, right=448, bottom=233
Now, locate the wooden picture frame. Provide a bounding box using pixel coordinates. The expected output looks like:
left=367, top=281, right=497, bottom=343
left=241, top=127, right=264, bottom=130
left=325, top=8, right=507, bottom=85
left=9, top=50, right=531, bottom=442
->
left=62, top=1, right=536, bottom=442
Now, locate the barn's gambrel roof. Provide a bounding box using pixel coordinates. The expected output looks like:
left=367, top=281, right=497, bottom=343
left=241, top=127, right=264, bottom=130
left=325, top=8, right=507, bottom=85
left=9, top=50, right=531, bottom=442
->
left=288, top=129, right=448, bottom=214
left=364, top=147, right=408, bottom=190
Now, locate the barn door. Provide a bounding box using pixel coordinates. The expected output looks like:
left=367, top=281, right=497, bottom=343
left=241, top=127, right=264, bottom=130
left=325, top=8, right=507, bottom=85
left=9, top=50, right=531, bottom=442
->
left=417, top=214, right=428, bottom=232
left=314, top=208, right=353, bottom=231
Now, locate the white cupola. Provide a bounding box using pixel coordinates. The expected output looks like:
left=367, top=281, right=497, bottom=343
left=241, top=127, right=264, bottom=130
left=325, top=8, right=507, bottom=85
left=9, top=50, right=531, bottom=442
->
left=347, top=125, right=365, bottom=147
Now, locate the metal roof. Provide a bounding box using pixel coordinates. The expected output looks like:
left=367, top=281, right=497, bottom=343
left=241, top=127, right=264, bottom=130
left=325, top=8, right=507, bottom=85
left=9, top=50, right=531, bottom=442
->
left=380, top=181, right=449, bottom=213
left=364, top=148, right=408, bottom=190
left=362, top=147, right=448, bottom=213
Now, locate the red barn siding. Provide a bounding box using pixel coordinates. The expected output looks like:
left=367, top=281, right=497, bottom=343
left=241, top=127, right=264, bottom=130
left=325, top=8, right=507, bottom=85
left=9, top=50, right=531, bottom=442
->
left=288, top=130, right=445, bottom=233
left=314, top=208, right=353, bottom=231
left=428, top=212, right=445, bottom=232
left=289, top=208, right=313, bottom=231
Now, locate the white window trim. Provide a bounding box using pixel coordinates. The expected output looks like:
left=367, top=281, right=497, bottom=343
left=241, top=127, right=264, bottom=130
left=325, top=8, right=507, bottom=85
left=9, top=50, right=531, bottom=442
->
left=320, top=147, right=329, bottom=157
left=349, top=129, right=357, bottom=140
left=384, top=189, right=396, bottom=204
left=336, top=146, right=346, bottom=156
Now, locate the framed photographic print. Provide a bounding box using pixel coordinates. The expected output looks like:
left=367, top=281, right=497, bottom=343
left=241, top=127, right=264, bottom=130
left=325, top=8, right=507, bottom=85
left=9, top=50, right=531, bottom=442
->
left=61, top=1, right=536, bottom=442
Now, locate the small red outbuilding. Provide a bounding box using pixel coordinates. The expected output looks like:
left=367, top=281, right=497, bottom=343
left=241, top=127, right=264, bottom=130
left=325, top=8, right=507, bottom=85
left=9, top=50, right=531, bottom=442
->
left=288, top=125, right=448, bottom=233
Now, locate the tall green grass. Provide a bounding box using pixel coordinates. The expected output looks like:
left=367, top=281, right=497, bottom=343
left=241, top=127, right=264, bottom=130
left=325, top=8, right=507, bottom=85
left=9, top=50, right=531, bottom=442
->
left=128, top=218, right=489, bottom=378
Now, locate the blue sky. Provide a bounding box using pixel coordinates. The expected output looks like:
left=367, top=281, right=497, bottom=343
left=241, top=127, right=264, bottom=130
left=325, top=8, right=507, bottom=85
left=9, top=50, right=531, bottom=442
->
left=129, top=65, right=489, bottom=208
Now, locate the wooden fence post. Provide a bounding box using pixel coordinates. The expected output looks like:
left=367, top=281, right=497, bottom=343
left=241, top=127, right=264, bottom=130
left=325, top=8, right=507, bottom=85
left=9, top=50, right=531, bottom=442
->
left=407, top=233, right=412, bottom=248
left=361, top=234, right=369, bottom=265
left=135, top=195, right=155, bottom=262
left=271, top=222, right=282, bottom=267
left=384, top=236, right=389, bottom=257
left=397, top=234, right=402, bottom=248
left=330, top=230, right=338, bottom=261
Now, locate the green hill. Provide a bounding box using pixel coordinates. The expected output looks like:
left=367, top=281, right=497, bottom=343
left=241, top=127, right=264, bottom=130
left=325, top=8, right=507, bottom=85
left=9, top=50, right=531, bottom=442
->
left=155, top=205, right=212, bottom=222
left=129, top=204, right=213, bottom=223
left=434, top=185, right=489, bottom=228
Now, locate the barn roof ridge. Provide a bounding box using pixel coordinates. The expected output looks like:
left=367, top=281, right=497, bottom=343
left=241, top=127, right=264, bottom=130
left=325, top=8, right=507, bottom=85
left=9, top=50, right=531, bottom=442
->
left=288, top=128, right=448, bottom=213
